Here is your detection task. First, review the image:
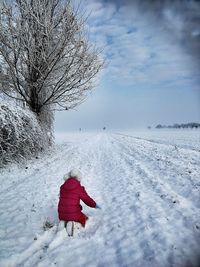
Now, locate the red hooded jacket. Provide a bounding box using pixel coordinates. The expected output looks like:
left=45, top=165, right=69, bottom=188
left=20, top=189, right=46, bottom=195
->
left=58, top=177, right=96, bottom=226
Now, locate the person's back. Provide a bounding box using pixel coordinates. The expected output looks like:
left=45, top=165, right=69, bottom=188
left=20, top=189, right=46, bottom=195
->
left=58, top=169, right=98, bottom=232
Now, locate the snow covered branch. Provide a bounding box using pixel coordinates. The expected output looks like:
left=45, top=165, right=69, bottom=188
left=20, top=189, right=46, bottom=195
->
left=0, top=0, right=104, bottom=118
left=0, top=101, right=51, bottom=167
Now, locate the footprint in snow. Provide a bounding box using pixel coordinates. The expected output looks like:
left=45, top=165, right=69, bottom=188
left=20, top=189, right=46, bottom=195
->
left=78, top=216, right=102, bottom=239
left=48, top=228, right=67, bottom=251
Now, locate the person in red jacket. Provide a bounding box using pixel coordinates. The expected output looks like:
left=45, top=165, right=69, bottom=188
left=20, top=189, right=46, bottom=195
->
left=58, top=169, right=100, bottom=235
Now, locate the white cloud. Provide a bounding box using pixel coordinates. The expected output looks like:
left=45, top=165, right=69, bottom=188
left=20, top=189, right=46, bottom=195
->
left=84, top=0, right=200, bottom=90
left=163, top=9, right=184, bottom=33
left=86, top=1, right=116, bottom=23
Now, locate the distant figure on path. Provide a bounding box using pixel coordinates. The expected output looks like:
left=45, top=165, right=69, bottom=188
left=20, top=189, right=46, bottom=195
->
left=58, top=169, right=100, bottom=236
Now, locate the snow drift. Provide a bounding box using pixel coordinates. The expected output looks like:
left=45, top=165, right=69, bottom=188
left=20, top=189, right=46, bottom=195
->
left=0, top=101, right=51, bottom=167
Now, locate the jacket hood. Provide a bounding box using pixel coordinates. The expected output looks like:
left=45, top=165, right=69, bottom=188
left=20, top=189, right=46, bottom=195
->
left=63, top=169, right=82, bottom=182
left=63, top=177, right=80, bottom=190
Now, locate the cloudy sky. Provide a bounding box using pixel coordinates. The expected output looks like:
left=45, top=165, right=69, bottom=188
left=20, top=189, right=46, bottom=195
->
left=55, top=0, right=200, bottom=134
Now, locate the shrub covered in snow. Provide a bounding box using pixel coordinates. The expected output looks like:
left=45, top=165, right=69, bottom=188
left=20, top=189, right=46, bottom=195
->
left=0, top=101, right=52, bottom=167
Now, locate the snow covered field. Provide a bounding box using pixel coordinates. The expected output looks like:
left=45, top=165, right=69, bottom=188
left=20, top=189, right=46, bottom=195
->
left=0, top=131, right=200, bottom=267
left=118, top=130, right=200, bottom=151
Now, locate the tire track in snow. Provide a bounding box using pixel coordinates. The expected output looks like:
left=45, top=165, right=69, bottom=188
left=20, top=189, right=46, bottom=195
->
left=102, top=135, right=173, bottom=265
left=111, top=133, right=200, bottom=225
left=71, top=133, right=200, bottom=267
left=0, top=135, right=105, bottom=267
left=82, top=134, right=164, bottom=266
left=111, top=134, right=200, bottom=208
left=0, top=142, right=82, bottom=266
left=1, top=133, right=199, bottom=267
left=110, top=134, right=200, bottom=266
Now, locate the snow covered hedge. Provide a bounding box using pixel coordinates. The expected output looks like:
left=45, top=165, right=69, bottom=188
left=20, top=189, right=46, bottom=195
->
left=0, top=101, right=51, bottom=167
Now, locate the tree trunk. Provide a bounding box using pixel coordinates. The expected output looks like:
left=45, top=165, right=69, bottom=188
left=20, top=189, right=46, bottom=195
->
left=30, top=86, right=41, bottom=115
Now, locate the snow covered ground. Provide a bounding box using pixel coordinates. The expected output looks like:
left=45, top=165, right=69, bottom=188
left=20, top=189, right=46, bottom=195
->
left=117, top=129, right=200, bottom=151
left=0, top=130, right=200, bottom=267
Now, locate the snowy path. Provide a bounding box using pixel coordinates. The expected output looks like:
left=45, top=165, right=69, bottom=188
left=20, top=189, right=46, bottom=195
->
left=0, top=132, right=200, bottom=267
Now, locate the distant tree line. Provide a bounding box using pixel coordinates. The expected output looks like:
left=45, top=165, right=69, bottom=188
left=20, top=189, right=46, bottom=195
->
left=155, top=123, right=200, bottom=129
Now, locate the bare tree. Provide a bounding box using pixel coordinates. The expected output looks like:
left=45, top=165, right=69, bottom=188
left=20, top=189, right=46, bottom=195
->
left=0, top=0, right=104, bottom=130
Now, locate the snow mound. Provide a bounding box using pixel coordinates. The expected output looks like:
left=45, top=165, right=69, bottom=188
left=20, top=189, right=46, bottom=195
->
left=0, top=101, right=50, bottom=167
